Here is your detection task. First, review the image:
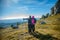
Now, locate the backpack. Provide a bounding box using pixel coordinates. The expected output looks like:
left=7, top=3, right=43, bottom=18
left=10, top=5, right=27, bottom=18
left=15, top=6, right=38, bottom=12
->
left=32, top=18, right=36, bottom=25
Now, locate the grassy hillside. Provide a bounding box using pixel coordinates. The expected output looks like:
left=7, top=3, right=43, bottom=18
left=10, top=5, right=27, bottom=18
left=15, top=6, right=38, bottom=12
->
left=35, top=14, right=60, bottom=40
left=0, top=14, right=60, bottom=40
left=0, top=23, right=28, bottom=40
left=36, top=14, right=60, bottom=30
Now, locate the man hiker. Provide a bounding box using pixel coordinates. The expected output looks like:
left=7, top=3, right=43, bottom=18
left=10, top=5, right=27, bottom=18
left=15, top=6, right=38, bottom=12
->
left=23, top=16, right=32, bottom=33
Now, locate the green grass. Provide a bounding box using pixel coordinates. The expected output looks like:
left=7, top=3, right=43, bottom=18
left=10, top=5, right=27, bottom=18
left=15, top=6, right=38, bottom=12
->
left=35, top=14, right=60, bottom=40
left=0, top=14, right=60, bottom=40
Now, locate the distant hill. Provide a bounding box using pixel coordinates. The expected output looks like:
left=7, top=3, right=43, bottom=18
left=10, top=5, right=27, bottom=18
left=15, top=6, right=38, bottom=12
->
left=0, top=19, right=24, bottom=28
left=0, top=18, right=39, bottom=23
left=0, top=19, right=23, bottom=23
left=0, top=18, right=39, bottom=28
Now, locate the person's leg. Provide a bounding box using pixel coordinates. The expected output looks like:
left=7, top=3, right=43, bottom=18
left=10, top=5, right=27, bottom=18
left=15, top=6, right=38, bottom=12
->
left=29, top=27, right=31, bottom=33
left=30, top=24, right=33, bottom=33
left=28, top=25, right=31, bottom=33
left=33, top=25, right=35, bottom=32
left=31, top=25, right=34, bottom=33
left=28, top=25, right=30, bottom=33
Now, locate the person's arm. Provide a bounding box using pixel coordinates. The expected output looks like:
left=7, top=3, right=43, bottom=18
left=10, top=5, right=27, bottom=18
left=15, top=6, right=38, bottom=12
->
left=23, top=18, right=28, bottom=20
left=35, top=18, right=37, bottom=23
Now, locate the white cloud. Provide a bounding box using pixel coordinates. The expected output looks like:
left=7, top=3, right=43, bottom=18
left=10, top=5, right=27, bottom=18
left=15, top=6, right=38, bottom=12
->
left=4, top=0, right=11, bottom=7
left=0, top=13, right=29, bottom=20
left=3, top=0, right=19, bottom=7
left=0, top=6, right=29, bottom=20
left=38, top=0, right=48, bottom=5
left=19, top=0, right=48, bottom=5
left=0, top=14, right=28, bottom=20
left=22, top=0, right=36, bottom=4
left=0, top=13, right=41, bottom=20
left=17, top=6, right=29, bottom=11
left=0, top=16, right=41, bottom=20
left=11, top=0, right=19, bottom=3
left=31, top=14, right=41, bottom=18
left=35, top=16, right=41, bottom=18
left=3, top=0, right=48, bottom=7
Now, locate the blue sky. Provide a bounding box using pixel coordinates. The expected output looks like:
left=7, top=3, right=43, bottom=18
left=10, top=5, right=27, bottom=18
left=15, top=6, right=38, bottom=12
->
left=0, top=0, right=57, bottom=20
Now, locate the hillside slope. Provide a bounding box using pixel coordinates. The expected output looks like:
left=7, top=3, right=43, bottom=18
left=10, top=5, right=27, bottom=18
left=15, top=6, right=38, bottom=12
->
left=35, top=14, right=60, bottom=40
left=0, top=14, right=60, bottom=40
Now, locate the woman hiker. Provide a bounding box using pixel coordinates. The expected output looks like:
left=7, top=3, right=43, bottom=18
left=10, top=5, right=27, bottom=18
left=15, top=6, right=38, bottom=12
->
left=31, top=16, right=36, bottom=33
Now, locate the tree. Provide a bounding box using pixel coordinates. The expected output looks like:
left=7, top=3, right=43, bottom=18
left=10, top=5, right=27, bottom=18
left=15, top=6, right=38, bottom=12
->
left=45, top=13, right=49, bottom=18
left=41, top=15, right=46, bottom=19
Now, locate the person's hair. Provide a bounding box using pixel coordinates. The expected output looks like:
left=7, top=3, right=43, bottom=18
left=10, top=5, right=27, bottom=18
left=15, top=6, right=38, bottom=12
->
left=29, top=16, right=31, bottom=18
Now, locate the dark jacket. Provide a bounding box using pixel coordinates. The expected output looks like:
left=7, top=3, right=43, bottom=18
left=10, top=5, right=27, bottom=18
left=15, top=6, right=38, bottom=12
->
left=28, top=18, right=32, bottom=25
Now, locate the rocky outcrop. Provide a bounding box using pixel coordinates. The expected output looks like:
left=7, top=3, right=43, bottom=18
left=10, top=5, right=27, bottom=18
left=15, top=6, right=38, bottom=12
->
left=51, top=0, right=60, bottom=15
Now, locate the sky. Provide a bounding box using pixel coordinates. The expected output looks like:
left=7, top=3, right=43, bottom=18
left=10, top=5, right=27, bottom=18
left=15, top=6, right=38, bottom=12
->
left=0, top=0, right=57, bottom=20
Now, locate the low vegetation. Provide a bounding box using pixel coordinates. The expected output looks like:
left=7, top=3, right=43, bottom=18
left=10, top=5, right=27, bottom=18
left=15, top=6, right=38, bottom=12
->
left=0, top=14, right=60, bottom=40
